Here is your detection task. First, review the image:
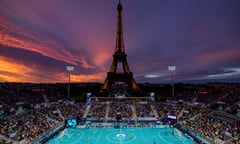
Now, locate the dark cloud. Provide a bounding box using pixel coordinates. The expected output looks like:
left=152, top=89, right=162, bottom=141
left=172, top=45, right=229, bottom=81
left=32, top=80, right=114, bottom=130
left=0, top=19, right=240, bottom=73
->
left=0, top=0, right=240, bottom=83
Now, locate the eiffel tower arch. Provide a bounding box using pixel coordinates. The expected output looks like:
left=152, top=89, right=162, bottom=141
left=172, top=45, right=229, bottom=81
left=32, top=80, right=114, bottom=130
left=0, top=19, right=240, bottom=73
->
left=100, top=1, right=140, bottom=96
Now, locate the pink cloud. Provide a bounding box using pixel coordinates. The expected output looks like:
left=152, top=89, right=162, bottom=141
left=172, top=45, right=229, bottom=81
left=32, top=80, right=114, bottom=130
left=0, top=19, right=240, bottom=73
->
left=193, top=48, right=240, bottom=68
left=0, top=15, right=95, bottom=69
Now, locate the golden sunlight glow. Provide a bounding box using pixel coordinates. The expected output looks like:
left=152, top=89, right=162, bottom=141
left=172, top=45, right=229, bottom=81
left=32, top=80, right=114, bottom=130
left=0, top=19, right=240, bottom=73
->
left=70, top=72, right=105, bottom=82
left=0, top=56, right=34, bottom=82
left=0, top=56, right=106, bottom=83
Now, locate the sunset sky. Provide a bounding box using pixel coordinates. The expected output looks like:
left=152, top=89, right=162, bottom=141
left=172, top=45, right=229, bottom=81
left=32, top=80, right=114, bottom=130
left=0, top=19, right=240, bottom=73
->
left=0, top=0, right=240, bottom=83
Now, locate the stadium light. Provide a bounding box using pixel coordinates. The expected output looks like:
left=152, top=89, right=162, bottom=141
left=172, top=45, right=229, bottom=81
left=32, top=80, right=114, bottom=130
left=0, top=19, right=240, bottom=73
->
left=66, top=66, right=74, bottom=99
left=168, top=65, right=176, bottom=99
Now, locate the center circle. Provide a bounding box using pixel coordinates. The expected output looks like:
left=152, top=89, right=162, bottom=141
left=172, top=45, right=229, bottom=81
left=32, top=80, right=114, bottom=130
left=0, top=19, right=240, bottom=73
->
left=106, top=131, right=136, bottom=143
left=116, top=133, right=126, bottom=139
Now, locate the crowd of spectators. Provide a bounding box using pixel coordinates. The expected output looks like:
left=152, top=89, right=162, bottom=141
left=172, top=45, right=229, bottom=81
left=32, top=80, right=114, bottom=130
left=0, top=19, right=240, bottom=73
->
left=0, top=110, right=58, bottom=142
left=183, top=109, right=240, bottom=143
left=0, top=101, right=87, bottom=143
left=1, top=82, right=240, bottom=144
left=135, top=102, right=154, bottom=117
left=214, top=86, right=240, bottom=115
left=108, top=102, right=133, bottom=122
left=87, top=102, right=106, bottom=120
left=153, top=102, right=184, bottom=121
left=174, top=83, right=240, bottom=117
left=109, top=82, right=129, bottom=97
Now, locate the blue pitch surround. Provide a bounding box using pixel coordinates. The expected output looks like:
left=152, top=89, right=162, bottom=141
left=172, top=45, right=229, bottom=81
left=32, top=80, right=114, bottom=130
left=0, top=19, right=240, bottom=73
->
left=47, top=127, right=196, bottom=144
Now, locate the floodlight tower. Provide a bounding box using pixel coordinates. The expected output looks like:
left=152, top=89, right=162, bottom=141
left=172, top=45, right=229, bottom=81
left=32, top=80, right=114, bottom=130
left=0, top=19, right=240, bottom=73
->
left=168, top=65, right=176, bottom=99
left=66, top=66, right=74, bottom=99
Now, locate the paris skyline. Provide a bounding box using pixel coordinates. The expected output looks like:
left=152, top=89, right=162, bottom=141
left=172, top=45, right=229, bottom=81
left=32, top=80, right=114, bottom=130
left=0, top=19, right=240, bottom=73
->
left=0, top=0, right=240, bottom=83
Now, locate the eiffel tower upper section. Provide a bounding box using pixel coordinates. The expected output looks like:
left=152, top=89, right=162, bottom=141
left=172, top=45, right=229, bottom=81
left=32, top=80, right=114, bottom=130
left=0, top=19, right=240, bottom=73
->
left=101, top=0, right=140, bottom=95
left=110, top=0, right=130, bottom=74
left=115, top=1, right=125, bottom=55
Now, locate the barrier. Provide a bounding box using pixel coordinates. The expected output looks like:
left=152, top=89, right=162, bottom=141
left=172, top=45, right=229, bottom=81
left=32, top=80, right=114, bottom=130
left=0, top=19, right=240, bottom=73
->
left=176, top=124, right=211, bottom=144
left=31, top=123, right=65, bottom=144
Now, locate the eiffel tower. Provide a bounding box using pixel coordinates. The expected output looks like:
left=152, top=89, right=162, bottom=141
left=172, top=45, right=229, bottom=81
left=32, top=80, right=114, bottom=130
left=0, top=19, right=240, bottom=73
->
left=100, top=0, right=140, bottom=95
